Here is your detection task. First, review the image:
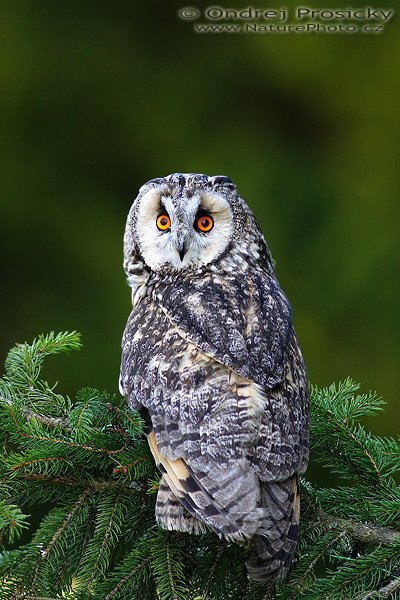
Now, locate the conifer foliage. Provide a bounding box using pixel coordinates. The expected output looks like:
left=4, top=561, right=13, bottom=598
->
left=0, top=332, right=399, bottom=599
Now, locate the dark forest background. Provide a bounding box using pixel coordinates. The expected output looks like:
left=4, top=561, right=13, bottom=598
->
left=1, top=0, right=399, bottom=441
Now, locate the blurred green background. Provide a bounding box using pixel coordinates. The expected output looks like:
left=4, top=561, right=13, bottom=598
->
left=1, top=0, right=399, bottom=437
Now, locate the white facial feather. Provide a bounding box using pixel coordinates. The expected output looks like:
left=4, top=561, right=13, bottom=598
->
left=136, top=188, right=234, bottom=270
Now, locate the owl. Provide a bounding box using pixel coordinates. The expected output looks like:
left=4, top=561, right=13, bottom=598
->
left=119, top=173, right=309, bottom=580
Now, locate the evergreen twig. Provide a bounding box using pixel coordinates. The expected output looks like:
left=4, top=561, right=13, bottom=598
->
left=360, top=575, right=400, bottom=599
left=0, top=333, right=399, bottom=600
left=303, top=497, right=400, bottom=546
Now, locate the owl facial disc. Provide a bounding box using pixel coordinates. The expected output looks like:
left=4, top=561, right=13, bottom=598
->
left=133, top=174, right=236, bottom=271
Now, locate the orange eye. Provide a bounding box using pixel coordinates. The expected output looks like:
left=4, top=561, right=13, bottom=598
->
left=156, top=214, right=171, bottom=231
left=196, top=214, right=214, bottom=232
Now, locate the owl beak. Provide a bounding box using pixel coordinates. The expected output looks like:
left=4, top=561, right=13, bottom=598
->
left=174, top=234, right=189, bottom=262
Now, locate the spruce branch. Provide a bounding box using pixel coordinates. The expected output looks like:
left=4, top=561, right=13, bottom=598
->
left=0, top=333, right=399, bottom=600
left=359, top=575, right=400, bottom=599
left=302, top=495, right=400, bottom=546
left=24, top=410, right=68, bottom=427
left=0, top=501, right=30, bottom=546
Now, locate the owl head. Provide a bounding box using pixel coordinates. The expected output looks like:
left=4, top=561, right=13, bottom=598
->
left=124, top=173, right=272, bottom=275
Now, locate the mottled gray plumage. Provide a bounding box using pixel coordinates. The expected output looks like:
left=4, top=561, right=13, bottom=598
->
left=120, top=173, right=309, bottom=580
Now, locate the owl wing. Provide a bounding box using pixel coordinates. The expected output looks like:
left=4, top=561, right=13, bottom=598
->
left=151, top=268, right=308, bottom=481
left=151, top=269, right=292, bottom=388
left=120, top=294, right=269, bottom=540
left=145, top=420, right=267, bottom=541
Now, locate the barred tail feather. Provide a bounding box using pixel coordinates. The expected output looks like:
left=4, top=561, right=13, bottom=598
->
left=147, top=428, right=266, bottom=542
left=156, top=475, right=207, bottom=534
left=246, top=475, right=300, bottom=581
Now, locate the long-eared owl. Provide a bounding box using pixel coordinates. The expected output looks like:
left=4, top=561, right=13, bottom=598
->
left=120, top=173, right=309, bottom=580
